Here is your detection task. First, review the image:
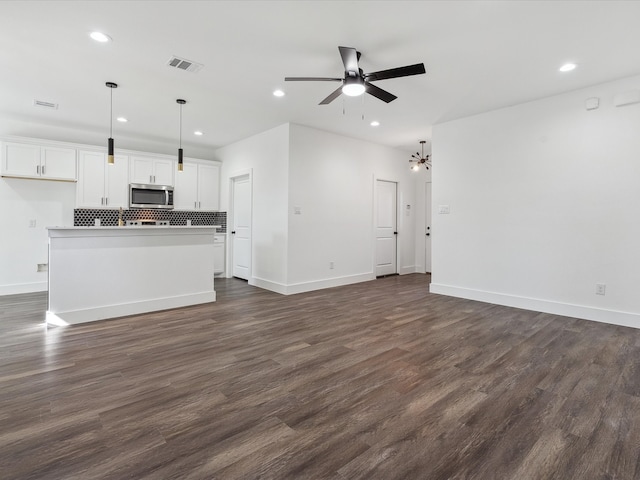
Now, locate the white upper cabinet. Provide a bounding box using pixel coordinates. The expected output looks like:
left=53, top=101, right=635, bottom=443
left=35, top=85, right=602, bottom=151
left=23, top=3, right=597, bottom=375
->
left=198, top=163, right=220, bottom=211
left=76, top=151, right=129, bottom=208
left=173, top=162, right=198, bottom=210
left=130, top=155, right=174, bottom=186
left=174, top=160, right=220, bottom=211
left=1, top=141, right=76, bottom=181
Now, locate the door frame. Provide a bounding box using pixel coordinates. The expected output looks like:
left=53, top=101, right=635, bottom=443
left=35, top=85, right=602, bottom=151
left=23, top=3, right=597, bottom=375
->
left=227, top=169, right=253, bottom=279
left=425, top=181, right=432, bottom=274
left=372, top=175, right=403, bottom=276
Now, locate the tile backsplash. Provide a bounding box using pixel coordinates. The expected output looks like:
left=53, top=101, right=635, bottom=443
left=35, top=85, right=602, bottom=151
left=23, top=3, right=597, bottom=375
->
left=74, top=209, right=226, bottom=232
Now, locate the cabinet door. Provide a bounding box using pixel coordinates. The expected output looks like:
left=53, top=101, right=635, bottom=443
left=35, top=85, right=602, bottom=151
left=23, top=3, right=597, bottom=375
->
left=130, top=156, right=155, bottom=184
left=1, top=142, right=41, bottom=178
left=174, top=162, right=198, bottom=210
left=213, top=241, right=225, bottom=274
left=198, top=164, right=220, bottom=211
left=105, top=155, right=129, bottom=207
left=153, top=158, right=174, bottom=186
left=41, top=146, right=76, bottom=180
left=77, top=151, right=107, bottom=208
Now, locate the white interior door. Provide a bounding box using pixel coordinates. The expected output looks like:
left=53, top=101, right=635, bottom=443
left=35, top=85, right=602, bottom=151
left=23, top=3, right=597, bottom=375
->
left=425, top=181, right=432, bottom=273
left=232, top=175, right=251, bottom=280
left=375, top=180, right=397, bottom=276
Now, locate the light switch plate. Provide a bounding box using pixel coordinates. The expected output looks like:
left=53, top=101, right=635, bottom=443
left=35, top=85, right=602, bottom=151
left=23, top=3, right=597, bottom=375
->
left=438, top=205, right=450, bottom=214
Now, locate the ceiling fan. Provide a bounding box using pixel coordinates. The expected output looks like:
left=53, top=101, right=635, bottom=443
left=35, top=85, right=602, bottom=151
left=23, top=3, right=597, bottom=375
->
left=285, top=46, right=426, bottom=105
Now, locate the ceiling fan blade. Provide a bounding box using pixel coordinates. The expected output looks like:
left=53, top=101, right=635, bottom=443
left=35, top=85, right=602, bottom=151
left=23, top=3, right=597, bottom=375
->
left=319, top=85, right=343, bottom=105
left=285, top=77, right=342, bottom=82
left=338, top=46, right=359, bottom=73
left=365, top=63, right=426, bottom=82
left=365, top=83, right=397, bottom=103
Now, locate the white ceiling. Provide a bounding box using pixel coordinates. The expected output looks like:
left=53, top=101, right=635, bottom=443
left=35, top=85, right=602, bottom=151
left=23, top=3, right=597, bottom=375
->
left=1, top=0, right=640, bottom=158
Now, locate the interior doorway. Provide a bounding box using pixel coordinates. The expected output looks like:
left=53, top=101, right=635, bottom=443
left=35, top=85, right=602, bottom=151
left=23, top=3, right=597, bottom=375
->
left=230, top=174, right=251, bottom=280
left=375, top=179, right=398, bottom=277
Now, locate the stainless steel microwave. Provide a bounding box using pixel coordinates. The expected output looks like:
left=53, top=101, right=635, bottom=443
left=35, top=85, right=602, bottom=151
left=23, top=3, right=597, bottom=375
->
left=129, top=183, right=174, bottom=209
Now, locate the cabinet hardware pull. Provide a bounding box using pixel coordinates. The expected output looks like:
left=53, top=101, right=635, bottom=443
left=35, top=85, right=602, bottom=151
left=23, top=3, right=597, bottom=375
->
left=36, top=165, right=40, bottom=175
left=105, top=197, right=108, bottom=205
left=42, top=166, right=45, bottom=175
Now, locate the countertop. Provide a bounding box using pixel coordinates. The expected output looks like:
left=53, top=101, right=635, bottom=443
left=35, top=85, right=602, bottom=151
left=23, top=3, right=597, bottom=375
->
left=47, top=225, right=222, bottom=238
left=47, top=225, right=221, bottom=230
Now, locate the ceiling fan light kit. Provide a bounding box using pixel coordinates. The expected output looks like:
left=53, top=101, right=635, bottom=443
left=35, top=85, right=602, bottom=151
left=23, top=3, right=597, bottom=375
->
left=342, top=75, right=365, bottom=97
left=285, top=46, right=426, bottom=105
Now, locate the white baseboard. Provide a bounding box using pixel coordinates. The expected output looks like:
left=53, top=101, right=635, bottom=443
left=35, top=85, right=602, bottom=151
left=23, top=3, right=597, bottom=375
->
left=0, top=281, right=47, bottom=296
left=400, top=265, right=418, bottom=275
left=249, top=277, right=288, bottom=294
left=251, top=272, right=376, bottom=295
left=429, top=283, right=640, bottom=330
left=46, top=291, right=216, bottom=326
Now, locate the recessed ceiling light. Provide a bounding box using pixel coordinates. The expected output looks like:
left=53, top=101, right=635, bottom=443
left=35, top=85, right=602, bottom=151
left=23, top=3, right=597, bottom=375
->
left=370, top=121, right=380, bottom=127
left=273, top=90, right=285, bottom=97
left=89, top=31, right=111, bottom=43
left=116, top=117, right=127, bottom=123
left=559, top=63, right=577, bottom=72
left=194, top=131, right=203, bottom=136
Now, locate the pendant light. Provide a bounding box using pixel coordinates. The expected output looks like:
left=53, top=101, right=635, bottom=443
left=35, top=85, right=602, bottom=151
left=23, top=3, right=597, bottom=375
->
left=409, top=140, right=431, bottom=171
left=177, top=99, right=186, bottom=172
left=106, top=82, right=118, bottom=164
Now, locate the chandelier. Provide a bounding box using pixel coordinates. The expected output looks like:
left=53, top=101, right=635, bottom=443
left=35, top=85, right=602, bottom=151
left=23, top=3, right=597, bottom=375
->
left=410, top=140, right=431, bottom=171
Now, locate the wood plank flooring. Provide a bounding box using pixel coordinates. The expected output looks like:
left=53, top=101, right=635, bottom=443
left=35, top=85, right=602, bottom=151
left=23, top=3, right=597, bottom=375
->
left=2, top=274, right=640, bottom=479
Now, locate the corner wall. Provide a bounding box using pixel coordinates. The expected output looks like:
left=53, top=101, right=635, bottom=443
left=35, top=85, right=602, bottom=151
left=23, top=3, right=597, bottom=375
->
left=216, top=124, right=290, bottom=289
left=431, top=74, right=640, bottom=328
left=216, top=123, right=421, bottom=295
left=287, top=124, right=417, bottom=293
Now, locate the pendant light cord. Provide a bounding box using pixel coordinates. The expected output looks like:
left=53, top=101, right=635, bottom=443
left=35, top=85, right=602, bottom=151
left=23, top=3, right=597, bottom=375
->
left=179, top=103, right=182, bottom=148
left=109, top=86, right=113, bottom=138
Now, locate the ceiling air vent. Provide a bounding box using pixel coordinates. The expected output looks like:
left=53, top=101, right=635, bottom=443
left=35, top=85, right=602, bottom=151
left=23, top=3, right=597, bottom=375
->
left=167, top=56, right=203, bottom=73
left=33, top=99, right=58, bottom=110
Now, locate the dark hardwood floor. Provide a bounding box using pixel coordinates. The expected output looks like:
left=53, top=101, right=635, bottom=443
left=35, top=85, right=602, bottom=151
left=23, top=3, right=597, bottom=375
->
left=2, top=274, right=640, bottom=479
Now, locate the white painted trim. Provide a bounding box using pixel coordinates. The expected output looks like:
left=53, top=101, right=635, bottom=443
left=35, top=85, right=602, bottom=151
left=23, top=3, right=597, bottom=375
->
left=251, top=272, right=376, bottom=295
left=399, top=265, right=417, bottom=275
left=227, top=169, right=253, bottom=279
left=0, top=281, right=47, bottom=296
left=46, top=291, right=216, bottom=326
left=373, top=175, right=401, bottom=276
left=429, top=283, right=640, bottom=330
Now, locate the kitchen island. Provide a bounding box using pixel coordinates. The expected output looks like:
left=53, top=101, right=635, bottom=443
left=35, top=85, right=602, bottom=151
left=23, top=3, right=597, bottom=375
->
left=46, top=226, right=219, bottom=325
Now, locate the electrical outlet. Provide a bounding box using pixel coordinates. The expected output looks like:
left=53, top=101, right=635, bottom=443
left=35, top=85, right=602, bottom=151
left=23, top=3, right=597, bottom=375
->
left=37, top=263, right=48, bottom=272
left=29, top=219, right=36, bottom=228
left=329, top=261, right=335, bottom=270
left=596, top=283, right=606, bottom=295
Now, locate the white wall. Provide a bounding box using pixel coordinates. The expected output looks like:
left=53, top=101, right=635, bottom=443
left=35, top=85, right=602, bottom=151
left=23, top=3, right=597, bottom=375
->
left=287, top=124, right=417, bottom=292
left=0, top=177, right=75, bottom=294
left=431, top=74, right=640, bottom=328
left=216, top=124, right=290, bottom=289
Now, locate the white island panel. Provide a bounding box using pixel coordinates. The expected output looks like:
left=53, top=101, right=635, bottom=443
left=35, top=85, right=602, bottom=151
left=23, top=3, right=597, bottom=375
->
left=47, top=226, right=217, bottom=325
